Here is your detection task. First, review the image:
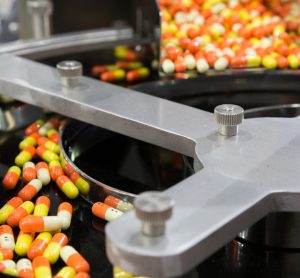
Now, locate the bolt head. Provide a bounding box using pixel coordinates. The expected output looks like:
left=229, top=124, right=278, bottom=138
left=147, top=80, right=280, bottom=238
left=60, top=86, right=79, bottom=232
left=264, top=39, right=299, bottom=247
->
left=57, top=61, right=83, bottom=78
left=27, top=0, right=53, bottom=14
left=214, top=104, right=244, bottom=126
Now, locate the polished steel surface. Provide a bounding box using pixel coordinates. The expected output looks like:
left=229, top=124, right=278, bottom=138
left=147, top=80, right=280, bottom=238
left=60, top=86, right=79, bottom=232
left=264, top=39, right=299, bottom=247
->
left=57, top=60, right=83, bottom=87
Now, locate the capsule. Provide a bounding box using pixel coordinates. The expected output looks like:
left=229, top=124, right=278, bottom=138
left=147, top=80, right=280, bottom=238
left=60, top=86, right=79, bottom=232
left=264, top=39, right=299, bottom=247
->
left=20, top=215, right=62, bottom=233
left=15, top=146, right=36, bottom=167
left=18, top=179, right=42, bottom=201
left=104, top=196, right=133, bottom=212
left=37, top=146, right=59, bottom=164
left=101, top=69, right=126, bottom=82
left=32, top=256, right=52, bottom=278
left=27, top=232, right=52, bottom=260
left=19, top=132, right=40, bottom=150
left=36, top=162, right=51, bottom=186
left=74, top=273, right=90, bottom=278
left=126, top=67, right=150, bottom=83
left=69, top=172, right=90, bottom=195
left=60, top=245, right=90, bottom=273
left=33, top=196, right=50, bottom=217
left=230, top=55, right=261, bottom=68
left=47, top=128, right=59, bottom=144
left=43, top=233, right=68, bottom=264
left=49, top=160, right=64, bottom=182
left=92, top=202, right=123, bottom=221
left=54, top=266, right=76, bottom=278
left=38, top=136, right=60, bottom=154
left=0, top=249, right=13, bottom=261
left=62, top=162, right=75, bottom=177
left=22, top=162, right=37, bottom=184
left=56, top=176, right=79, bottom=199
left=0, top=197, right=23, bottom=224
left=39, top=118, right=60, bottom=136
left=15, top=231, right=35, bottom=257
left=57, top=202, right=73, bottom=230
left=0, top=260, right=17, bottom=276
left=17, top=258, right=34, bottom=278
left=7, top=201, right=34, bottom=227
left=91, top=65, right=118, bottom=76
left=25, top=120, right=44, bottom=136
left=0, top=225, right=15, bottom=251
left=113, top=266, right=134, bottom=278
left=2, top=166, right=21, bottom=190
left=114, top=46, right=140, bottom=61
left=116, top=61, right=143, bottom=70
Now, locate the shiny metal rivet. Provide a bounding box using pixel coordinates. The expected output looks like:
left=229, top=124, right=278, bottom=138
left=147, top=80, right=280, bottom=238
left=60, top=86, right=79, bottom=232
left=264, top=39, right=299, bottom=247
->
left=134, top=191, right=174, bottom=237
left=214, top=104, right=244, bottom=136
left=56, top=61, right=83, bottom=88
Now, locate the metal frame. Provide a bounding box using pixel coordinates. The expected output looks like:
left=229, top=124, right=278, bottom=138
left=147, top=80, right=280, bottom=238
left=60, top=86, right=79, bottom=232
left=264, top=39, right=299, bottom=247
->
left=0, top=54, right=299, bottom=277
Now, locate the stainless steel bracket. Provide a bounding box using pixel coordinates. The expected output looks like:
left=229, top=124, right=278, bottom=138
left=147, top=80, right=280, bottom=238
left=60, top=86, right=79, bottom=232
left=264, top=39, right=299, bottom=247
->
left=0, top=54, right=299, bottom=277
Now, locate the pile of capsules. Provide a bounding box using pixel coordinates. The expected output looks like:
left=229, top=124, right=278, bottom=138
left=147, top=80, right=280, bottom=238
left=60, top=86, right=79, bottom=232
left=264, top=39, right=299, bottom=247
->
left=159, top=0, right=300, bottom=73
left=0, top=118, right=136, bottom=277
left=91, top=46, right=152, bottom=84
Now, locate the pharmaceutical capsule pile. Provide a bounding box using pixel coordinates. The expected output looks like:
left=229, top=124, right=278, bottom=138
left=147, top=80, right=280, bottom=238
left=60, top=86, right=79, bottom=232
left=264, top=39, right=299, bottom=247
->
left=159, top=0, right=300, bottom=73
left=0, top=118, right=138, bottom=277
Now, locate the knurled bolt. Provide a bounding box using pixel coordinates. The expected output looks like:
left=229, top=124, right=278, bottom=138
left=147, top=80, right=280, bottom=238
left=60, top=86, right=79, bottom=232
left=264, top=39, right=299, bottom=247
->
left=57, top=61, right=83, bottom=88
left=134, top=191, right=174, bottom=237
left=214, top=104, right=244, bottom=136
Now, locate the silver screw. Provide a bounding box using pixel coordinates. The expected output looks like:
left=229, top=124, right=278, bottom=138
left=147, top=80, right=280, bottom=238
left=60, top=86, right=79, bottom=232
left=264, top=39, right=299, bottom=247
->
left=56, top=61, right=83, bottom=88
left=134, top=191, right=174, bottom=237
left=214, top=104, right=244, bottom=136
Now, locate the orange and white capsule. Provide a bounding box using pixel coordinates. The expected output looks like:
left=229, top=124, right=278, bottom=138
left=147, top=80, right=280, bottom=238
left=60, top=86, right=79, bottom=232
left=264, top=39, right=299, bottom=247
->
left=37, top=136, right=60, bottom=154
left=25, top=120, right=44, bottom=136
left=47, top=129, right=59, bottom=144
left=0, top=260, right=17, bottom=275
left=18, top=179, right=42, bottom=201
left=15, top=146, right=36, bottom=167
left=56, top=176, right=79, bottom=199
left=38, top=118, right=60, bottom=136
left=92, top=202, right=123, bottom=221
left=19, top=132, right=40, bottom=150
left=0, top=197, right=23, bottom=224
left=74, top=273, right=90, bottom=278
left=36, top=146, right=59, bottom=163
left=27, top=232, right=52, bottom=260
left=2, top=166, right=21, bottom=190
left=0, top=225, right=15, bottom=251
left=54, top=266, right=76, bottom=278
left=22, top=162, right=37, bottom=184
left=49, top=160, right=64, bottom=182
left=36, top=162, right=51, bottom=186
left=104, top=196, right=133, bottom=212
left=15, top=231, right=35, bottom=257
left=33, top=196, right=50, bottom=217
left=7, top=201, right=34, bottom=227
left=57, top=202, right=73, bottom=230
left=0, top=248, right=13, bottom=261
left=17, top=258, right=34, bottom=278
left=19, top=215, right=62, bottom=233
left=32, top=256, right=52, bottom=278
left=60, top=245, right=90, bottom=273
left=43, top=233, right=68, bottom=264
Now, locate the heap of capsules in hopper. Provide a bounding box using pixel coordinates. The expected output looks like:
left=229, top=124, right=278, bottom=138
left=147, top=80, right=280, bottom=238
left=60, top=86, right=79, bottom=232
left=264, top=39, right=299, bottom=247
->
left=0, top=118, right=139, bottom=278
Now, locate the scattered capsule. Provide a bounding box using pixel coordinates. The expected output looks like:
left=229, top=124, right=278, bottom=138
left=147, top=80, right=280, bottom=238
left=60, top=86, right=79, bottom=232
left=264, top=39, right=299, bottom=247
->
left=20, top=215, right=62, bottom=233
left=19, top=132, right=40, bottom=150
left=15, top=231, right=34, bottom=257
left=33, top=196, right=50, bottom=217
left=36, top=146, right=59, bottom=163
left=38, top=136, right=60, bottom=154
left=101, top=69, right=126, bottom=82
left=0, top=260, right=17, bottom=276
left=15, top=146, right=36, bottom=167
left=0, top=197, right=23, bottom=224
left=43, top=233, right=68, bottom=264
left=27, top=232, right=52, bottom=260
left=92, top=202, right=123, bottom=221
left=47, top=129, right=59, bottom=144
left=126, top=67, right=150, bottom=83
left=18, top=179, right=42, bottom=201
left=60, top=245, right=90, bottom=273
left=25, top=120, right=44, bottom=136
left=104, top=196, right=133, bottom=213
left=91, top=65, right=118, bottom=76
left=114, top=46, right=140, bottom=61
left=69, top=172, right=90, bottom=195
left=56, top=176, right=79, bottom=199
left=7, top=201, right=34, bottom=227
left=0, top=249, right=13, bottom=261
left=49, top=160, right=64, bottom=182
left=74, top=273, right=90, bottom=278
left=116, top=61, right=143, bottom=70
left=54, top=266, right=76, bottom=278
left=22, top=162, right=37, bottom=184
left=36, top=162, right=51, bottom=186
left=57, top=202, right=73, bottom=230
left=17, top=258, right=34, bottom=278
left=0, top=225, right=15, bottom=251
left=2, top=166, right=21, bottom=190
left=62, top=162, right=75, bottom=177
left=32, top=256, right=52, bottom=278
left=39, top=118, right=60, bottom=136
